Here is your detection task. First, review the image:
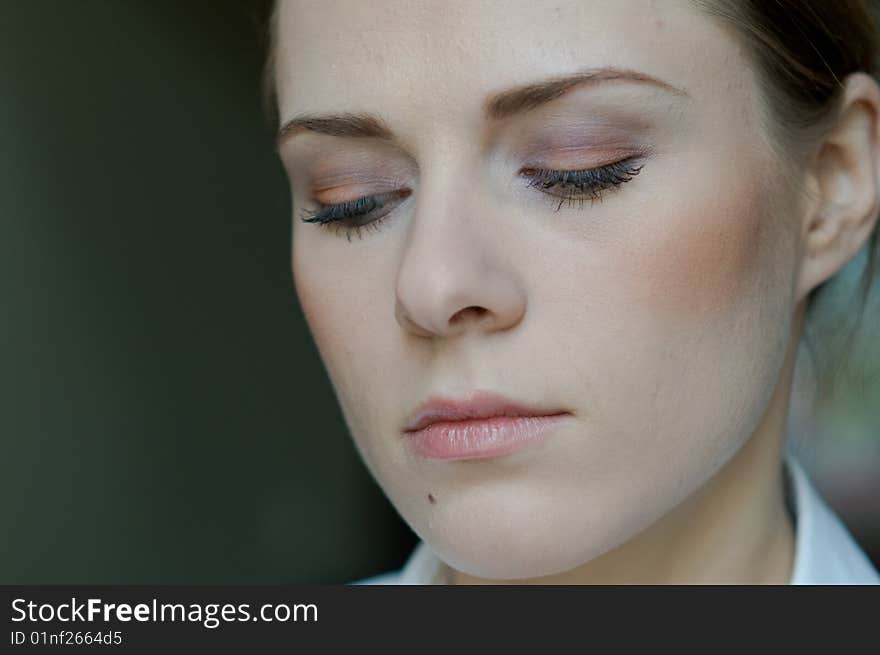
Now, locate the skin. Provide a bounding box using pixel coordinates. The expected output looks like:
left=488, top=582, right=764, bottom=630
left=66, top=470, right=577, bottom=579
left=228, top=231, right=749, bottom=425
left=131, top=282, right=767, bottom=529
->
left=274, top=0, right=880, bottom=583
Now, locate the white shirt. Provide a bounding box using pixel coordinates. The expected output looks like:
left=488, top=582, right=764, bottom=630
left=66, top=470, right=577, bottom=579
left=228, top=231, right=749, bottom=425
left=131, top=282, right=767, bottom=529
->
left=354, top=454, right=880, bottom=584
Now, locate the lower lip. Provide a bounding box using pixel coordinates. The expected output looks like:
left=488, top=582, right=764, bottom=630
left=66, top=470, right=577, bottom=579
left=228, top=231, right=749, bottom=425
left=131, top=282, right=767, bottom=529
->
left=404, top=414, right=570, bottom=460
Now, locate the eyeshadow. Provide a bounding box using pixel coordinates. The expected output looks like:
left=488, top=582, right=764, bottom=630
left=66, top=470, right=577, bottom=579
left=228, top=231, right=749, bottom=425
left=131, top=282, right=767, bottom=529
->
left=511, top=124, right=654, bottom=169
left=497, top=83, right=684, bottom=165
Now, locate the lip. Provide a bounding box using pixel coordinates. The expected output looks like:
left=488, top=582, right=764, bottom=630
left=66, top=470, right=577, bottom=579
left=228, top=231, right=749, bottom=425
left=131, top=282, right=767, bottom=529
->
left=402, top=390, right=571, bottom=460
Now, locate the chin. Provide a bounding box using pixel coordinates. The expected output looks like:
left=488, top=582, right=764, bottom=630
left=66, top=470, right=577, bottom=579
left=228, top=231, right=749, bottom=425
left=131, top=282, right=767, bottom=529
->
left=404, top=485, right=643, bottom=581
left=429, top=516, right=621, bottom=581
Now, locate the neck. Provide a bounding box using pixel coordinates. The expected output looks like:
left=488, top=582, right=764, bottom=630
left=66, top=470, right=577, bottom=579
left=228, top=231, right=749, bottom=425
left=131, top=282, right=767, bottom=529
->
left=450, top=307, right=806, bottom=586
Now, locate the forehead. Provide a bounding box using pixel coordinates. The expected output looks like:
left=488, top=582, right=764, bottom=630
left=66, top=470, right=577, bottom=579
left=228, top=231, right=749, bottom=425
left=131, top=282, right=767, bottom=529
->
left=275, top=0, right=748, bottom=128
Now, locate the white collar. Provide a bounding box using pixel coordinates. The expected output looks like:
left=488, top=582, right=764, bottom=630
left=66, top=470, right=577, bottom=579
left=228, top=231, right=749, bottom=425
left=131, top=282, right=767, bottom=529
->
left=390, top=453, right=879, bottom=584
left=785, top=455, right=879, bottom=584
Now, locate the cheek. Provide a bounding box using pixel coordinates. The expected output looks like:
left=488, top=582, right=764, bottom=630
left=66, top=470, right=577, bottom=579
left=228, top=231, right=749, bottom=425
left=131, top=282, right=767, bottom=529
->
left=291, top=236, right=361, bottom=402
left=292, top=241, right=348, bottom=361
left=291, top=233, right=397, bottom=450
left=292, top=226, right=384, bottom=362
left=627, top=178, right=772, bottom=322
left=552, top=168, right=792, bottom=479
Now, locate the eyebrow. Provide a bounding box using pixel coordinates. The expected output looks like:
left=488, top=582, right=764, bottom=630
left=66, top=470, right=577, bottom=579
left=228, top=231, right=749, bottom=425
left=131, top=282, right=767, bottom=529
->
left=276, top=66, right=688, bottom=148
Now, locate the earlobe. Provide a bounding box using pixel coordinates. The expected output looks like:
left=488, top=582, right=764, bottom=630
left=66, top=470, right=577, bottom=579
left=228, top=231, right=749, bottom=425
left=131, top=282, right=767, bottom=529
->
left=796, top=72, right=880, bottom=303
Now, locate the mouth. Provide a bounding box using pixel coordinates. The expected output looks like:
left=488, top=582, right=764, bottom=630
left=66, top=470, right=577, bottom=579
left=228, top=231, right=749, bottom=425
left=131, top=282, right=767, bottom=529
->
left=402, top=390, right=572, bottom=460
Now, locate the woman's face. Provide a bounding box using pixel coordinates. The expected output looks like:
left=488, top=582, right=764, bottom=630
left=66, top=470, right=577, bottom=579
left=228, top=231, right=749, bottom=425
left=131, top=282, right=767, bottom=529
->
left=275, top=0, right=802, bottom=578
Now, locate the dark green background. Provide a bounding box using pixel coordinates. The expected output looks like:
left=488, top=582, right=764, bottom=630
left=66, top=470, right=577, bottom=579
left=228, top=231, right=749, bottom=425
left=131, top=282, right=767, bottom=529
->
left=2, top=1, right=877, bottom=584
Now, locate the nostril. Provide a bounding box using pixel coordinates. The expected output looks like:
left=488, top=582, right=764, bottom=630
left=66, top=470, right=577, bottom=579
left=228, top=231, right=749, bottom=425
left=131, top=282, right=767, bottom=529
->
left=450, top=306, right=488, bottom=324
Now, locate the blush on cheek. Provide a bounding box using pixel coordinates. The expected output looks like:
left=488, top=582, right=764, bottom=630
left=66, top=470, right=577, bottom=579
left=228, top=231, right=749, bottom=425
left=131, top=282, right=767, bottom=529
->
left=630, top=178, right=773, bottom=321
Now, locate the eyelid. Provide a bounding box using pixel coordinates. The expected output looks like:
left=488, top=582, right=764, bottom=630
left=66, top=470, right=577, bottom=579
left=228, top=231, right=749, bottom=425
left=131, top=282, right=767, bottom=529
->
left=313, top=184, right=386, bottom=206
left=310, top=175, right=413, bottom=204
left=519, top=143, right=655, bottom=171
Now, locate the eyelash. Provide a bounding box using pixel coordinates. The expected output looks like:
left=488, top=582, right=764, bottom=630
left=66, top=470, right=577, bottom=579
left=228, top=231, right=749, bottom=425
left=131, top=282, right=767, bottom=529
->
left=298, top=157, right=644, bottom=241
left=522, top=157, right=644, bottom=212
left=298, top=189, right=413, bottom=242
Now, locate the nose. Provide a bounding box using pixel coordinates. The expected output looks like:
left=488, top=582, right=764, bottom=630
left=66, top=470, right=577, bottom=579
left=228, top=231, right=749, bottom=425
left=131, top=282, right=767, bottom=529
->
left=394, top=190, right=527, bottom=339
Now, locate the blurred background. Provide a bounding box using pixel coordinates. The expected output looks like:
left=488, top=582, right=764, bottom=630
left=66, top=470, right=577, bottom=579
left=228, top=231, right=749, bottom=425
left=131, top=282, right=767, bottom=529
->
left=1, top=0, right=877, bottom=583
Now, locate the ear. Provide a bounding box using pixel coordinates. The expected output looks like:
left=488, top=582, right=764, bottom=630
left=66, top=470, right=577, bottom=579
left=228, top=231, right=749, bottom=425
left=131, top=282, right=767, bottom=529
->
left=795, top=72, right=880, bottom=303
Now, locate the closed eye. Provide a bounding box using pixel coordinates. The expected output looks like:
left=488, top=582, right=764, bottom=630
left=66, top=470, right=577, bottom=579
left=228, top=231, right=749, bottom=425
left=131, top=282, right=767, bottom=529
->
left=298, top=156, right=644, bottom=240
left=519, top=157, right=644, bottom=212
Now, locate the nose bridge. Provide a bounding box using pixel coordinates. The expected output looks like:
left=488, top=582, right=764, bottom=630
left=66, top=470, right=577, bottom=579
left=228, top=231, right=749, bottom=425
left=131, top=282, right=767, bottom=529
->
left=394, top=151, right=526, bottom=338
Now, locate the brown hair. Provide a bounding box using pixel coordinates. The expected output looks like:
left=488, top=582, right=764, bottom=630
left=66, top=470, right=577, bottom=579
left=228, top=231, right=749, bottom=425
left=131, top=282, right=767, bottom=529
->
left=256, top=0, right=880, bottom=397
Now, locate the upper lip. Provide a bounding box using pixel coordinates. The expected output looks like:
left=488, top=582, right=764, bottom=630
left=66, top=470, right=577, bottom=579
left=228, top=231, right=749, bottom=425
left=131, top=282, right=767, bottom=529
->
left=403, top=390, right=570, bottom=433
